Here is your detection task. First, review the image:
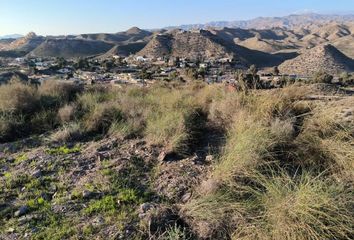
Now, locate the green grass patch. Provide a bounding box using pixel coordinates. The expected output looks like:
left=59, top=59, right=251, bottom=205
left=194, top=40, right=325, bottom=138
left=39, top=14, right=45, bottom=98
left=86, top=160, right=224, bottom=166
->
left=46, top=145, right=81, bottom=155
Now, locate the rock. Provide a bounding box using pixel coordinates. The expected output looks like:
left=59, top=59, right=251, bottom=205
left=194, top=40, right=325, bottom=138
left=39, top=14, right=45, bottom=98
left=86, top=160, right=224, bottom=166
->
left=82, top=190, right=101, bottom=199
left=205, top=155, right=213, bottom=162
left=199, top=178, right=221, bottom=195
left=14, top=206, right=28, bottom=217
left=93, top=216, right=105, bottom=226
left=181, top=192, right=192, bottom=203
left=82, top=190, right=94, bottom=199
left=158, top=151, right=167, bottom=162
left=140, top=202, right=155, bottom=213
left=31, top=169, right=42, bottom=178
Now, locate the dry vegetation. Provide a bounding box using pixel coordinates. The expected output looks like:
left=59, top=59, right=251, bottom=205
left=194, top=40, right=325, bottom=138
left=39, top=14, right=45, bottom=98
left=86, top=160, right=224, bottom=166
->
left=0, top=80, right=353, bottom=239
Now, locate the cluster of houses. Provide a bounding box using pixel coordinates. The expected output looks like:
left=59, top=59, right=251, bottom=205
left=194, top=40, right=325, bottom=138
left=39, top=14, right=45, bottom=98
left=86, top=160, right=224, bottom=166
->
left=0, top=54, right=307, bottom=88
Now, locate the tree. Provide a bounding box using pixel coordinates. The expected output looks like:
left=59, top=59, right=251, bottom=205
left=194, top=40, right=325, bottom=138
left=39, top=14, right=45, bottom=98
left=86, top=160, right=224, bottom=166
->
left=248, top=65, right=258, bottom=76
left=139, top=68, right=152, bottom=80
left=273, top=66, right=280, bottom=76
left=102, top=60, right=114, bottom=71
left=247, top=65, right=261, bottom=89
left=74, top=58, right=90, bottom=70
left=56, top=57, right=67, bottom=69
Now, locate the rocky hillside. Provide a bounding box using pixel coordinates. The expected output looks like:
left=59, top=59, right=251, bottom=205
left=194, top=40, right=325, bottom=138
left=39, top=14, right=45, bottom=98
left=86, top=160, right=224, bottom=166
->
left=138, top=30, right=235, bottom=61
left=5, top=32, right=45, bottom=53
left=279, top=44, right=354, bottom=75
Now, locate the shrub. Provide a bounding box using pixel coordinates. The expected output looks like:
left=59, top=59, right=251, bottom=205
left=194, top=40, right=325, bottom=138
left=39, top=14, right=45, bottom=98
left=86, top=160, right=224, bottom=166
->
left=84, top=103, right=124, bottom=134
left=338, top=72, right=354, bottom=86
left=0, top=80, right=38, bottom=114
left=38, top=80, right=82, bottom=107
left=85, top=195, right=117, bottom=215
left=0, top=112, right=26, bottom=142
left=312, top=71, right=333, bottom=84
left=76, top=90, right=110, bottom=114
left=57, top=104, right=76, bottom=123
left=30, top=109, right=59, bottom=133
left=50, top=122, right=83, bottom=143
left=232, top=172, right=353, bottom=240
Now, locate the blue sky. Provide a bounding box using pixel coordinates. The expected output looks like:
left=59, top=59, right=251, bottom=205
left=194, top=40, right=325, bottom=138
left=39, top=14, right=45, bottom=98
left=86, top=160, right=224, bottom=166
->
left=1, top=0, right=353, bottom=35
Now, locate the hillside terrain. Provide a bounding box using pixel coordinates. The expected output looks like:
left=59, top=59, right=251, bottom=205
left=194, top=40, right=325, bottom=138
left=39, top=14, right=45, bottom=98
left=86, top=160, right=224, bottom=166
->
left=28, top=39, right=114, bottom=58
left=0, top=13, right=353, bottom=72
left=279, top=44, right=354, bottom=75
left=0, top=80, right=353, bottom=239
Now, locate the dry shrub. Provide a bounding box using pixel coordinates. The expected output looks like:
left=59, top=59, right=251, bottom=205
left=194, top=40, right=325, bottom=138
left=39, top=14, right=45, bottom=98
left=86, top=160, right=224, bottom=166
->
left=232, top=171, right=353, bottom=240
left=0, top=80, right=38, bottom=113
left=50, top=122, right=83, bottom=143
left=295, top=101, right=354, bottom=180
left=58, top=104, right=76, bottom=123
left=38, top=79, right=82, bottom=103
left=182, top=190, right=245, bottom=239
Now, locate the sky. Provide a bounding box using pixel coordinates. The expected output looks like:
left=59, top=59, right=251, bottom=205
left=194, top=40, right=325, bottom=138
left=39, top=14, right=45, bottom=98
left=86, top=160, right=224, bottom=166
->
left=1, top=0, right=354, bottom=36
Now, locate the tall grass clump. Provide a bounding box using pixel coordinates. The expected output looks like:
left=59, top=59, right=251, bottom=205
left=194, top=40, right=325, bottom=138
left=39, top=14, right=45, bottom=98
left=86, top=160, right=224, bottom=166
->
left=83, top=102, right=125, bottom=134
left=232, top=171, right=353, bottom=240
left=213, top=112, right=274, bottom=182
left=144, top=87, right=207, bottom=154
left=295, top=101, right=354, bottom=180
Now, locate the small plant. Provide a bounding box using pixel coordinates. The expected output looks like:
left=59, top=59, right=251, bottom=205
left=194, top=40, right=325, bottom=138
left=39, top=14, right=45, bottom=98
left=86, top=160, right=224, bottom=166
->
left=118, top=188, right=139, bottom=203
left=14, top=153, right=28, bottom=164
left=85, top=195, right=117, bottom=215
left=161, top=224, right=189, bottom=240
left=50, top=123, right=83, bottom=143
left=46, top=145, right=81, bottom=155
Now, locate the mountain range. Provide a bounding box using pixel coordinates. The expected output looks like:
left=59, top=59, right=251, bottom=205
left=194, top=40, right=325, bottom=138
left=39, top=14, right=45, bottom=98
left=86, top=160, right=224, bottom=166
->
left=166, top=13, right=354, bottom=30
left=0, top=13, right=353, bottom=75
left=0, top=34, right=23, bottom=40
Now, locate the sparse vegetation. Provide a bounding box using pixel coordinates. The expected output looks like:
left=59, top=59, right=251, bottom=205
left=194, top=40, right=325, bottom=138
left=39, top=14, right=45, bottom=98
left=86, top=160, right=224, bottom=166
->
left=0, top=82, right=353, bottom=239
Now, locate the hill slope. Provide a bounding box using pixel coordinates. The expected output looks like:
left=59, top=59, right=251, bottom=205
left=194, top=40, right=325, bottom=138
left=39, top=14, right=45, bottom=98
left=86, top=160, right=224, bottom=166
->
left=279, top=44, right=354, bottom=75
left=28, top=39, right=114, bottom=58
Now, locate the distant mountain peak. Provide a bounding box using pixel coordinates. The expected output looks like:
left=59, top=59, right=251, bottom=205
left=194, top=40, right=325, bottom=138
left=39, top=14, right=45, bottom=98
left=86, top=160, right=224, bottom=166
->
left=126, top=27, right=143, bottom=34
